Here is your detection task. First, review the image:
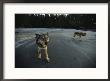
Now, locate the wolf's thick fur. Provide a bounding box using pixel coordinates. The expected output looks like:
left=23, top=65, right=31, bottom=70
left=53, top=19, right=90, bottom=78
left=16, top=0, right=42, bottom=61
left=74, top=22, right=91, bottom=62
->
left=35, top=32, right=50, bottom=62
left=74, top=32, right=86, bottom=39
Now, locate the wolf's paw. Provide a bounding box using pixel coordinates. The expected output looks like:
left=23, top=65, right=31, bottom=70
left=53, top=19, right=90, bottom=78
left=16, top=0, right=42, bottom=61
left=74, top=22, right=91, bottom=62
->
left=37, top=58, right=41, bottom=60
left=43, top=58, right=50, bottom=63
left=46, top=59, right=50, bottom=63
left=36, top=56, right=42, bottom=60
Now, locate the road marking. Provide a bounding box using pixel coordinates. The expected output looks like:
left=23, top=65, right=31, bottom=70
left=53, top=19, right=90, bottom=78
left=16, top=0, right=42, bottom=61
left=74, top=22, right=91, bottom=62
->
left=15, top=38, right=35, bottom=48
left=16, top=41, right=28, bottom=48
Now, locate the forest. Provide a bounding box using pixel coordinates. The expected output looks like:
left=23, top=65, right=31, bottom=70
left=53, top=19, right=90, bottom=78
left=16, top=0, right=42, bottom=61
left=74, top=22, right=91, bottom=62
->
left=15, top=14, right=96, bottom=29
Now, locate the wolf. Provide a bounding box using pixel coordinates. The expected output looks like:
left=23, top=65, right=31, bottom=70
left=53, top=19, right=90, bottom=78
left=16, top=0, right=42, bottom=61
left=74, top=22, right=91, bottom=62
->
left=35, top=32, right=50, bottom=63
left=73, top=32, right=86, bottom=39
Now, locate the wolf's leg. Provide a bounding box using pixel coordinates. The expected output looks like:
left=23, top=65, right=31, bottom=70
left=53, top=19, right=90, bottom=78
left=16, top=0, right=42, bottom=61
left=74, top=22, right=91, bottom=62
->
left=73, top=34, right=76, bottom=37
left=38, top=53, right=41, bottom=59
left=84, top=35, right=87, bottom=40
left=37, top=47, right=41, bottom=59
left=79, top=35, right=81, bottom=40
left=44, top=48, right=50, bottom=62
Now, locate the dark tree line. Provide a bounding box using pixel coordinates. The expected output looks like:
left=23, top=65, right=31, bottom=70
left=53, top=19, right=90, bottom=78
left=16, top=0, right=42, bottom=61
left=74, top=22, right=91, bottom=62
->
left=15, top=14, right=96, bottom=29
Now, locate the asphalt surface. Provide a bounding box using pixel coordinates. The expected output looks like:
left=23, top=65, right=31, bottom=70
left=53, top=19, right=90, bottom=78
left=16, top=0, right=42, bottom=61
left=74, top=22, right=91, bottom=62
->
left=15, top=30, right=96, bottom=68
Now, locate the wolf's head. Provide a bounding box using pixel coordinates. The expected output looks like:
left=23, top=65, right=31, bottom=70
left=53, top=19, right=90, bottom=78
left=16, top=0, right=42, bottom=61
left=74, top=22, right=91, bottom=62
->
left=35, top=32, right=49, bottom=47
left=81, top=33, right=86, bottom=36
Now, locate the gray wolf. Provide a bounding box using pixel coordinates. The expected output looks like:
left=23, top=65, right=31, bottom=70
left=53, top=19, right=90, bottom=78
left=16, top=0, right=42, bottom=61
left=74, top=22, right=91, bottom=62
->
left=73, top=32, right=86, bottom=39
left=35, top=32, right=50, bottom=63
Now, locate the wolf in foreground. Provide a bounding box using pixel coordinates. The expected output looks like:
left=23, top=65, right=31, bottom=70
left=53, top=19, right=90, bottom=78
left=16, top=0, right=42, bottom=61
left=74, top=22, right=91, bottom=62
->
left=35, top=32, right=50, bottom=63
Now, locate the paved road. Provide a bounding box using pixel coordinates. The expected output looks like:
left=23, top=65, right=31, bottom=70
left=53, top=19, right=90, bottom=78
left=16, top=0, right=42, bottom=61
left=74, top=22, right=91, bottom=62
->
left=15, top=31, right=96, bottom=68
